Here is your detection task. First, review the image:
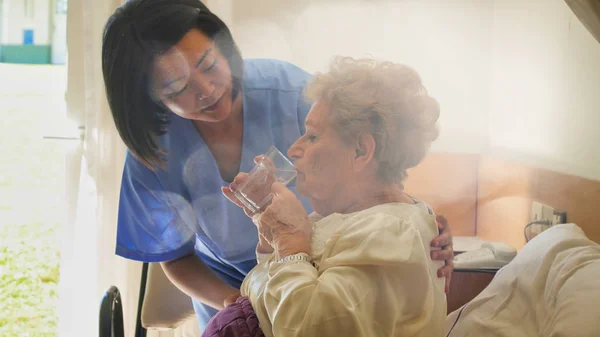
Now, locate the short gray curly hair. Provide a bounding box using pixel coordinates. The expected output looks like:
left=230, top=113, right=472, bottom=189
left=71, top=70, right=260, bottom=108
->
left=305, top=56, right=440, bottom=184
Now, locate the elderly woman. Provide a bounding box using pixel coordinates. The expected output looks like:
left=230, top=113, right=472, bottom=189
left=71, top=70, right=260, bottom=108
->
left=216, top=57, right=446, bottom=337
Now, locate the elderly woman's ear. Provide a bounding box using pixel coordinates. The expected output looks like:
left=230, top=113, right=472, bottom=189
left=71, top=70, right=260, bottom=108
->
left=353, top=133, right=377, bottom=172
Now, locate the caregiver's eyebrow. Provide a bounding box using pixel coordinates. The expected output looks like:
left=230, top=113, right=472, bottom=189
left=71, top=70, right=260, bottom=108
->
left=195, top=48, right=212, bottom=67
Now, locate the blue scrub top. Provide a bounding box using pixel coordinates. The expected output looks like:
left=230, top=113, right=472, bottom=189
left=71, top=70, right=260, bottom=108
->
left=115, top=58, right=313, bottom=329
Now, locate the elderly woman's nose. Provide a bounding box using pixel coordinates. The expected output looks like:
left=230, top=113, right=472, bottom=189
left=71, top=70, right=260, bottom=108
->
left=287, top=141, right=302, bottom=160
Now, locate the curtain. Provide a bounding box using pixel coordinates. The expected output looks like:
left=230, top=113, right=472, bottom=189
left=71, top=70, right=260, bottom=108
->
left=60, top=0, right=143, bottom=336
left=565, top=0, right=600, bottom=43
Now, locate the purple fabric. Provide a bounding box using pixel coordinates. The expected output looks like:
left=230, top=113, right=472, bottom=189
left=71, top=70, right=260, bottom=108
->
left=201, top=297, right=265, bottom=337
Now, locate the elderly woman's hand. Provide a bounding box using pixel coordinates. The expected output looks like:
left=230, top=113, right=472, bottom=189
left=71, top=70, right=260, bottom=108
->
left=256, top=182, right=312, bottom=258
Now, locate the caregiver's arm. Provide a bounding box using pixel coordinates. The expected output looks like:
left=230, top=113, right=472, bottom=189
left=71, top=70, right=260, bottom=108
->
left=117, top=153, right=238, bottom=309
left=161, top=253, right=239, bottom=310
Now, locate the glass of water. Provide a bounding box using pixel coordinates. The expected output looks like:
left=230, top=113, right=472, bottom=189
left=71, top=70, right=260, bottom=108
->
left=233, top=146, right=297, bottom=213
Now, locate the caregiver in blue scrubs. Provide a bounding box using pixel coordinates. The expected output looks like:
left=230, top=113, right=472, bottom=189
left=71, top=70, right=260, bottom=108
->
left=101, top=0, right=455, bottom=330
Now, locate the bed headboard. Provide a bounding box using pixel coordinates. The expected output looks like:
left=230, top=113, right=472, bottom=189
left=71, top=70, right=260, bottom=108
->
left=403, top=153, right=600, bottom=249
left=404, top=152, right=479, bottom=236
left=476, top=156, right=600, bottom=249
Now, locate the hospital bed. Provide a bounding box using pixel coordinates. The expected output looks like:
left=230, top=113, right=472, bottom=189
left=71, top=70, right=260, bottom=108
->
left=445, top=223, right=600, bottom=337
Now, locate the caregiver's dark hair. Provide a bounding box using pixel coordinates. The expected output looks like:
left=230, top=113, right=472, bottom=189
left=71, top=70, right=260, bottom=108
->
left=102, top=0, right=243, bottom=169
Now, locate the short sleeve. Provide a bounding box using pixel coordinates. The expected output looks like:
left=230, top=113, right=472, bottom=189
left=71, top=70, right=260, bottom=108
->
left=115, top=151, right=196, bottom=262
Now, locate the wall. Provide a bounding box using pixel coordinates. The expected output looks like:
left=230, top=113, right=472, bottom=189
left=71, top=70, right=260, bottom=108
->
left=477, top=0, right=600, bottom=247
left=227, top=0, right=493, bottom=155
left=1, top=0, right=51, bottom=63
left=0, top=0, right=6, bottom=43
left=217, top=0, right=600, bottom=178
left=3, top=0, right=50, bottom=44
left=209, top=0, right=600, bottom=177
left=50, top=0, right=67, bottom=64
left=487, top=0, right=600, bottom=182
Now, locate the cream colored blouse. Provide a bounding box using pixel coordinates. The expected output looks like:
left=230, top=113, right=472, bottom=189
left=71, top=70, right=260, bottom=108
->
left=240, top=202, right=447, bottom=337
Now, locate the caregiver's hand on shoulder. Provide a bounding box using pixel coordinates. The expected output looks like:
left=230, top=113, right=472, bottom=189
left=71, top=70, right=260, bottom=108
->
left=258, top=182, right=312, bottom=258
left=431, top=215, right=454, bottom=294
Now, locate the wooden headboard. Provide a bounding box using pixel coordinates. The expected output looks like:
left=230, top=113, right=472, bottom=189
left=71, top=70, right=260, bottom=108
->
left=403, top=153, right=600, bottom=248
left=404, top=153, right=479, bottom=236
left=476, top=156, right=600, bottom=249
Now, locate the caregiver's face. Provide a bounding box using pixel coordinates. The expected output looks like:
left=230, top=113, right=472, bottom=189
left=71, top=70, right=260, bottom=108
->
left=150, top=29, right=234, bottom=123
left=288, top=100, right=356, bottom=202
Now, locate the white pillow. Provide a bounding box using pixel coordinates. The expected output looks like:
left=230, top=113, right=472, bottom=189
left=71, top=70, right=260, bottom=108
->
left=445, top=224, right=600, bottom=337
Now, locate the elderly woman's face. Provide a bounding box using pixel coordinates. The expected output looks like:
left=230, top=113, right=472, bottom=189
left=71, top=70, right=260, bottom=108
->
left=288, top=101, right=356, bottom=204
left=150, top=29, right=234, bottom=123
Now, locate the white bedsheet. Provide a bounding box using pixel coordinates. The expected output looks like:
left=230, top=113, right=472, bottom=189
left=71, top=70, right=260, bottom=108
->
left=445, top=223, right=600, bottom=337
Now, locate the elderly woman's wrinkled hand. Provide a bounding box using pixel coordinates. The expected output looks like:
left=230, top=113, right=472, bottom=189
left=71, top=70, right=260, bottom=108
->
left=257, top=182, right=312, bottom=258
